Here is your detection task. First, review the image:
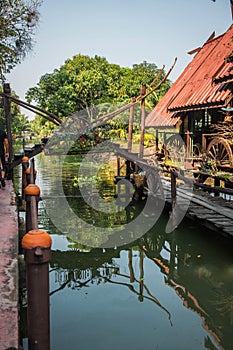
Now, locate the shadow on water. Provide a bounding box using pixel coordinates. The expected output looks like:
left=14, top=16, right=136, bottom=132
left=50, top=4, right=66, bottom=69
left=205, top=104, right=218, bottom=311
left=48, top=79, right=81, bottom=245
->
left=16, top=154, right=233, bottom=350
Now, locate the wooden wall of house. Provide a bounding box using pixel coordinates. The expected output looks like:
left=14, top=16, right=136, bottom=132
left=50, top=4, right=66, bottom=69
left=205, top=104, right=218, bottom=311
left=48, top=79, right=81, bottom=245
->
left=179, top=109, right=225, bottom=149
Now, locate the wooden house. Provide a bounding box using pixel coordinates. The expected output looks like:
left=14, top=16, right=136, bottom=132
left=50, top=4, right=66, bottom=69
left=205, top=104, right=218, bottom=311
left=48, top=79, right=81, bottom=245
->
left=145, top=24, right=233, bottom=166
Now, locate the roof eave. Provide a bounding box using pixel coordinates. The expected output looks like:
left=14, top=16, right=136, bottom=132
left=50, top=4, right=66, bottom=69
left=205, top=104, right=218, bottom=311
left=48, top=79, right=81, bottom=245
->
left=213, top=76, right=233, bottom=84
left=168, top=101, right=227, bottom=113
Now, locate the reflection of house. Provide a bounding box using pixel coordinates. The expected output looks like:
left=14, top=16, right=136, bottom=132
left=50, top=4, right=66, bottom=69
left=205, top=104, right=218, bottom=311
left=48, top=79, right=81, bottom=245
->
left=141, top=239, right=232, bottom=350
left=145, top=25, right=233, bottom=156
left=51, top=241, right=232, bottom=350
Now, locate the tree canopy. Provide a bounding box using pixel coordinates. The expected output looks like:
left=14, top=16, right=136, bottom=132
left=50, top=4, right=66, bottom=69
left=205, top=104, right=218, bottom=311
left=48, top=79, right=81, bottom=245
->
left=0, top=0, right=41, bottom=81
left=26, top=54, right=171, bottom=135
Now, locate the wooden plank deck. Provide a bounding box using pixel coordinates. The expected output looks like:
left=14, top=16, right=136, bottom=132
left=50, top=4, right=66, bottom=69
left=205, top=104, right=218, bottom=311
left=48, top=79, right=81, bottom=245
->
left=109, top=145, right=233, bottom=238
left=162, top=179, right=233, bottom=237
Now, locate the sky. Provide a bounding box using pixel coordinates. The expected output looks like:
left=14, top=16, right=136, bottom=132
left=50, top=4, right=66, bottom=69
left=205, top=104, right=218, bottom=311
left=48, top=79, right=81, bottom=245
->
left=6, top=0, right=233, bottom=117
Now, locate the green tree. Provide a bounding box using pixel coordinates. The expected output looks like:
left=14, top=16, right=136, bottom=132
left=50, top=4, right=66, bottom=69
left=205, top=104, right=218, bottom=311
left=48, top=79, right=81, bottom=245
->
left=13, top=113, right=31, bottom=135
left=26, top=55, right=125, bottom=117
left=26, top=54, right=171, bottom=135
left=30, top=115, right=56, bottom=137
left=0, top=0, right=41, bottom=81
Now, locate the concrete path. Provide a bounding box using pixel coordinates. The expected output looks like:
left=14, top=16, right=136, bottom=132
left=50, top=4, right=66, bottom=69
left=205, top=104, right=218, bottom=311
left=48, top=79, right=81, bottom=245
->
left=0, top=180, right=19, bottom=350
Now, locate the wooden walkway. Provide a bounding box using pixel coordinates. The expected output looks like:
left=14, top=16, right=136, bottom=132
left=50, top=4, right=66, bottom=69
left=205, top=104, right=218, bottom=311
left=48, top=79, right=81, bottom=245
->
left=162, top=179, right=233, bottom=237
left=114, top=146, right=233, bottom=238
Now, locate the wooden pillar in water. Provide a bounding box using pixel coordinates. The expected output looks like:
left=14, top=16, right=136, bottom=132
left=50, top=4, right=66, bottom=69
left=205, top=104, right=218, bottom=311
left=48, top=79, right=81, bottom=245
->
left=139, top=86, right=146, bottom=158
left=171, top=171, right=177, bottom=208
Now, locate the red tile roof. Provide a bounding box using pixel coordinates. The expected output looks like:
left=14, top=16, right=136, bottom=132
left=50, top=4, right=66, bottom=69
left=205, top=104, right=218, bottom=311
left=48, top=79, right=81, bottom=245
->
left=146, top=25, right=233, bottom=128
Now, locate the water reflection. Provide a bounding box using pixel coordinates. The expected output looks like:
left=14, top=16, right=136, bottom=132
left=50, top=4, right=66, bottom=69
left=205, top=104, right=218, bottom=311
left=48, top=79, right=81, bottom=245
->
left=48, top=222, right=232, bottom=350
left=16, top=154, right=233, bottom=350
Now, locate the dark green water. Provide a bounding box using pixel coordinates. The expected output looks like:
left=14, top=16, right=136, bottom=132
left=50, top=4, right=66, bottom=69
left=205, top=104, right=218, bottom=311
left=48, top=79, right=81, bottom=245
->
left=16, top=154, right=233, bottom=350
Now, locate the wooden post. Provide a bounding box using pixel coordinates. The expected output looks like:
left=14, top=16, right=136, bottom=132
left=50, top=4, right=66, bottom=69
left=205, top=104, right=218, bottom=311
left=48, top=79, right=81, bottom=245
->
left=155, top=129, right=159, bottom=152
left=30, top=158, right=35, bottom=184
left=126, top=160, right=131, bottom=180
left=3, top=83, right=13, bottom=178
left=22, top=229, right=52, bottom=350
left=117, top=156, right=120, bottom=176
left=163, top=132, right=167, bottom=145
left=26, top=167, right=37, bottom=186
left=128, top=97, right=136, bottom=152
left=25, top=184, right=40, bottom=232
left=214, top=177, right=220, bottom=197
left=171, top=171, right=177, bottom=207
left=139, top=86, right=146, bottom=158
left=202, top=134, right=207, bottom=153
left=185, top=131, right=191, bottom=158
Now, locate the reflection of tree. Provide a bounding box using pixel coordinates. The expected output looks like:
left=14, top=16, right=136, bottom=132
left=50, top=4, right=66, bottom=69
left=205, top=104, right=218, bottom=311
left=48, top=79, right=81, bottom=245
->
left=42, top=190, right=146, bottom=248
left=38, top=152, right=146, bottom=247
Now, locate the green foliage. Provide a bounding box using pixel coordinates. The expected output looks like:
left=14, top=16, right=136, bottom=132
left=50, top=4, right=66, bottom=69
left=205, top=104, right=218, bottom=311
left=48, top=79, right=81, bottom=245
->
left=70, top=125, right=111, bottom=151
left=0, top=0, right=41, bottom=81
left=0, top=87, right=30, bottom=134
left=73, top=163, right=115, bottom=195
left=29, top=115, right=56, bottom=137
left=26, top=54, right=172, bottom=134
left=133, top=133, right=156, bottom=147
left=200, top=154, right=218, bottom=175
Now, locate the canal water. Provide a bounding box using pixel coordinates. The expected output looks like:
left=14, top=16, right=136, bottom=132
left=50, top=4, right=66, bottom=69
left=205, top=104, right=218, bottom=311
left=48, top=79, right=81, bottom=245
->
left=15, top=153, right=233, bottom=350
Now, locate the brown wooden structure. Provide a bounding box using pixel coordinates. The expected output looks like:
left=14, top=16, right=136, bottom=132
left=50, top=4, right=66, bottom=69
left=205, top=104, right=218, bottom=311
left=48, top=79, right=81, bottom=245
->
left=145, top=24, right=233, bottom=170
